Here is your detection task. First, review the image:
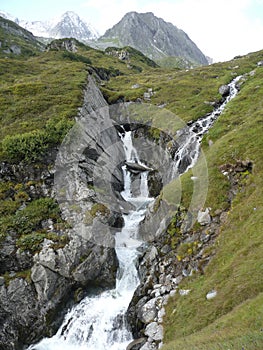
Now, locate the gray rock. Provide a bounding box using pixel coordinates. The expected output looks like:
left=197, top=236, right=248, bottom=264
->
left=140, top=341, right=157, bottom=350
left=139, top=298, right=158, bottom=323
left=144, top=322, right=163, bottom=341
left=126, top=337, right=146, bottom=350
left=206, top=290, right=217, bottom=300
left=197, top=208, right=211, bottom=225
left=73, top=245, right=117, bottom=287
left=31, top=264, right=59, bottom=302
left=132, top=84, right=141, bottom=89
left=219, top=84, right=230, bottom=96
left=36, top=246, right=57, bottom=271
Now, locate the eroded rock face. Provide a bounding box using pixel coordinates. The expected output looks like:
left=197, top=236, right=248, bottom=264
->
left=0, top=76, right=120, bottom=349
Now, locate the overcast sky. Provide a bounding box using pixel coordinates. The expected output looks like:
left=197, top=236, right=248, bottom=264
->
left=1, top=0, right=263, bottom=62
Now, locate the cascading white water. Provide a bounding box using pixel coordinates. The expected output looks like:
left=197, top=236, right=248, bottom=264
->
left=28, top=129, right=152, bottom=350
left=173, top=76, right=242, bottom=175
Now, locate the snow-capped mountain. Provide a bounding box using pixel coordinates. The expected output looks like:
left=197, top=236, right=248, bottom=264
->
left=0, top=11, right=99, bottom=41
left=48, top=11, right=99, bottom=40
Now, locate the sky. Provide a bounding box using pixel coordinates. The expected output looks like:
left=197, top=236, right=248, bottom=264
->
left=1, top=0, right=263, bottom=62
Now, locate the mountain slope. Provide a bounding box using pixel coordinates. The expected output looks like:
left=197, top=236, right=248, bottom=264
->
left=0, top=16, right=44, bottom=56
left=103, top=50, right=263, bottom=349
left=99, top=11, right=208, bottom=66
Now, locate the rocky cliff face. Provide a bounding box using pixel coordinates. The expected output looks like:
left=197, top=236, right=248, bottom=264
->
left=99, top=12, right=208, bottom=65
left=0, top=75, right=122, bottom=349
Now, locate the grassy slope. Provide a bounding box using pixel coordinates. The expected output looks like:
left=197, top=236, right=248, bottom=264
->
left=0, top=42, right=157, bottom=159
left=161, top=58, right=263, bottom=350
left=0, top=16, right=44, bottom=57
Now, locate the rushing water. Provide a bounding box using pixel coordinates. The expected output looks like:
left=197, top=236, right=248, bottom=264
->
left=173, top=76, right=241, bottom=175
left=29, top=130, right=153, bottom=350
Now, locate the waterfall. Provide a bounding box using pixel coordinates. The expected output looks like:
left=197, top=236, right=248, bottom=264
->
left=172, top=76, right=241, bottom=175
left=28, top=129, right=153, bottom=350
left=28, top=76, right=242, bottom=350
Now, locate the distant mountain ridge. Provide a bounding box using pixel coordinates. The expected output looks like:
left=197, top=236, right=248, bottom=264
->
left=0, top=10, right=209, bottom=66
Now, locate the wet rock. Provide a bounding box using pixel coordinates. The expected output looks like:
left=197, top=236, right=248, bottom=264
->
left=72, top=245, right=118, bottom=287
left=126, top=162, right=153, bottom=173
left=126, top=337, right=146, bottom=350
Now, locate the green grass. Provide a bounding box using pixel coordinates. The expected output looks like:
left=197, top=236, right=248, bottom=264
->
left=160, top=55, right=263, bottom=349
left=104, top=50, right=263, bottom=123
left=0, top=39, right=158, bottom=162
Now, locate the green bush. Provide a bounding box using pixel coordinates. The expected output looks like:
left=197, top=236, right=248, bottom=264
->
left=16, top=230, right=68, bottom=253
left=2, top=118, right=75, bottom=163
left=0, top=199, right=20, bottom=216
left=2, top=130, right=48, bottom=162
left=61, top=51, right=92, bottom=65
left=45, top=117, right=75, bottom=144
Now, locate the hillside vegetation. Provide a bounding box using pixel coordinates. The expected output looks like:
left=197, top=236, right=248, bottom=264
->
left=0, top=23, right=262, bottom=349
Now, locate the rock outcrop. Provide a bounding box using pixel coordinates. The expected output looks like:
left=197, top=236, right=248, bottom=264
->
left=0, top=75, right=122, bottom=349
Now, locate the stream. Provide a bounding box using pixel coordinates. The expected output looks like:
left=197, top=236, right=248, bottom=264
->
left=28, top=76, right=241, bottom=350
left=29, top=130, right=153, bottom=350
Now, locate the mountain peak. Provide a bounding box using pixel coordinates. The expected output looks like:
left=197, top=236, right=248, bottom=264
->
left=101, top=12, right=208, bottom=65
left=49, top=11, right=98, bottom=40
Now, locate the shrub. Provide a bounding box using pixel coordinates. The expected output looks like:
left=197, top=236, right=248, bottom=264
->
left=2, top=118, right=75, bottom=163
left=61, top=51, right=92, bottom=64
left=2, top=130, right=48, bottom=162
left=16, top=230, right=68, bottom=253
